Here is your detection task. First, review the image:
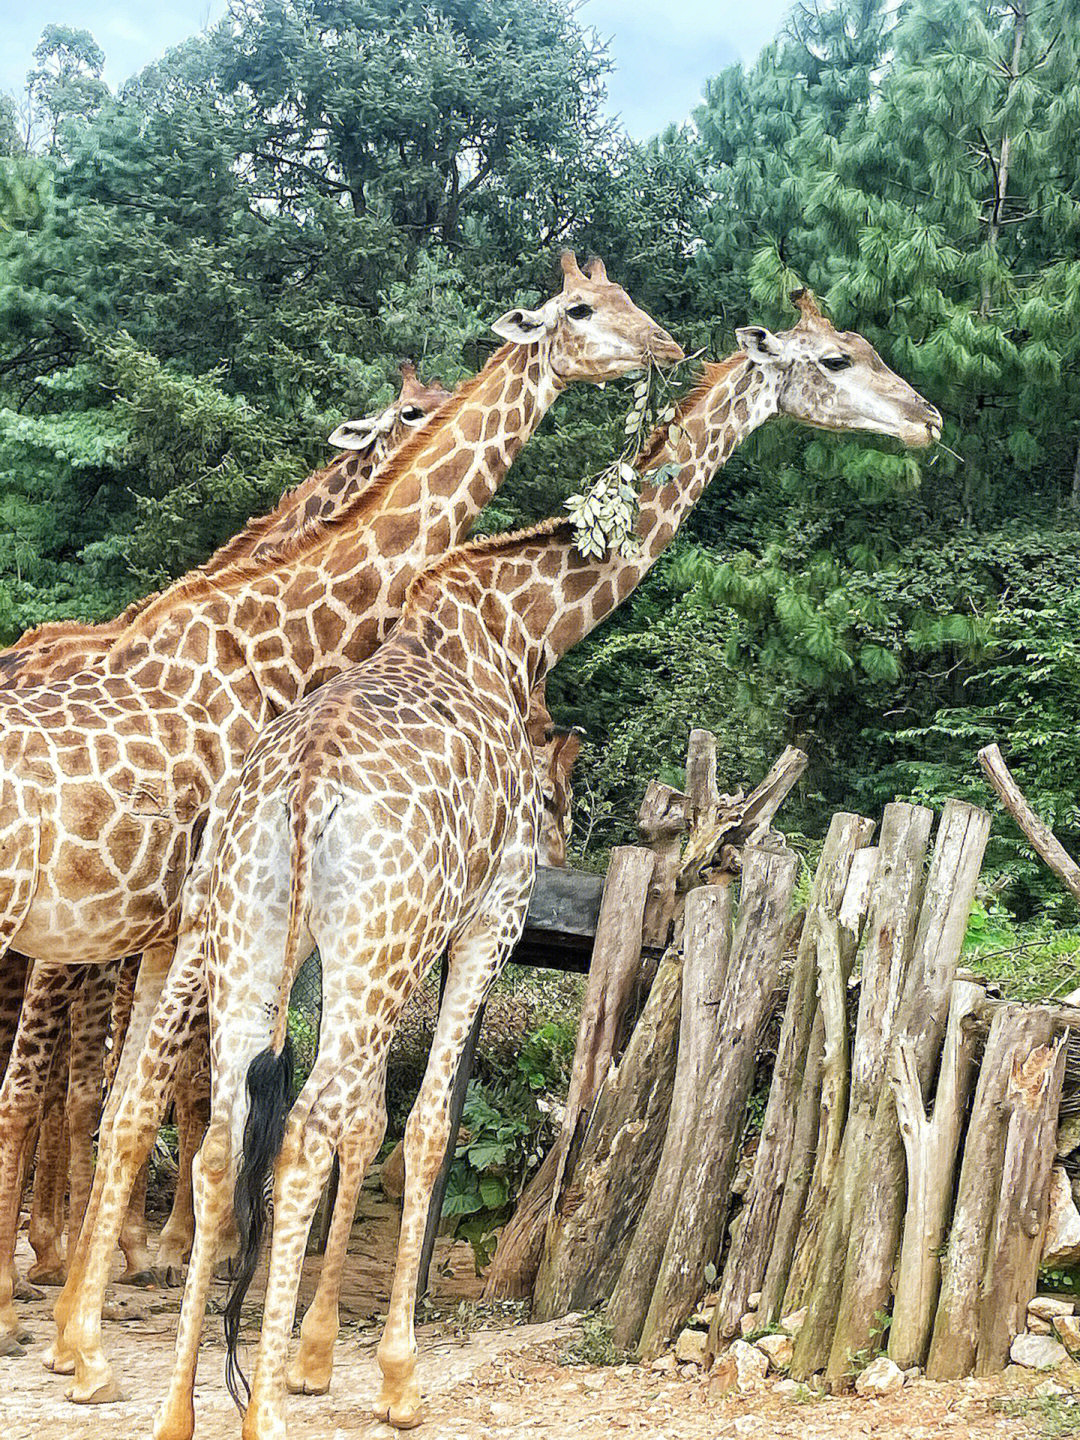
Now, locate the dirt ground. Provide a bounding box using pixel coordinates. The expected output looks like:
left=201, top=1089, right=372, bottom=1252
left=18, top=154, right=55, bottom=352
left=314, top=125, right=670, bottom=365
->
left=2, top=1183, right=1076, bottom=1440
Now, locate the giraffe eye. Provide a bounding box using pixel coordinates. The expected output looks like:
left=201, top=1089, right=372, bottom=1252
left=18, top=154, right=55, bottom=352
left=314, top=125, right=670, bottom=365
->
left=821, top=355, right=852, bottom=372
left=567, top=303, right=593, bottom=320
left=400, top=406, right=425, bottom=422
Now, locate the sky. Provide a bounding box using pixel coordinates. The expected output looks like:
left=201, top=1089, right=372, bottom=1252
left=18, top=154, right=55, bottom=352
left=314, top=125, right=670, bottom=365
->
left=0, top=0, right=792, bottom=139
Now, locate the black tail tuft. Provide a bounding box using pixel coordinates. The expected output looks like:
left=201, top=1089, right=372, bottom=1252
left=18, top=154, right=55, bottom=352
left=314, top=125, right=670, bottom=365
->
left=223, top=1039, right=294, bottom=1410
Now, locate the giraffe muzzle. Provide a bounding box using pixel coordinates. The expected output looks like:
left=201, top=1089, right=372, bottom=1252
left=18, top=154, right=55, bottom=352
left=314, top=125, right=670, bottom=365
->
left=648, top=328, right=685, bottom=365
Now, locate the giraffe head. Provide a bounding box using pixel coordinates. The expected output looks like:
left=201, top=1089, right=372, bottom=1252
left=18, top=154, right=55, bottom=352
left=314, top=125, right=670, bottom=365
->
left=736, top=289, right=942, bottom=447
left=327, top=362, right=451, bottom=456
left=526, top=683, right=582, bottom=867
left=491, top=250, right=683, bottom=383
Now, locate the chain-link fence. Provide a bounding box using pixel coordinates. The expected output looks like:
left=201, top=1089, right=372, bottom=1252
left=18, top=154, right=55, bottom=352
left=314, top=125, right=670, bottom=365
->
left=287, top=951, right=322, bottom=1085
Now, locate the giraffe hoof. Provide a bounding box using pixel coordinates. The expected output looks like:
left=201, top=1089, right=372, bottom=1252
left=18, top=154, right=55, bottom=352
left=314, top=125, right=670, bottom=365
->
left=287, top=1365, right=332, bottom=1395
left=148, top=1264, right=186, bottom=1288
left=15, top=1276, right=47, bottom=1300
left=26, top=1266, right=66, bottom=1287
left=67, top=1376, right=125, bottom=1405
left=373, top=1396, right=425, bottom=1430
left=117, top=1268, right=157, bottom=1289
left=42, top=1343, right=75, bottom=1374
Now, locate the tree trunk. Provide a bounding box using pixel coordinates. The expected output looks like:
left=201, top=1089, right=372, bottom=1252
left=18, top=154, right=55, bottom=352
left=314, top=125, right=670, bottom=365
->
left=825, top=800, right=990, bottom=1385
left=887, top=980, right=984, bottom=1369
left=606, top=885, right=733, bottom=1349
left=975, top=1033, right=1067, bottom=1375
left=925, top=1005, right=1056, bottom=1380
left=635, top=845, right=800, bottom=1358
left=719, top=813, right=874, bottom=1337
left=791, top=803, right=933, bottom=1372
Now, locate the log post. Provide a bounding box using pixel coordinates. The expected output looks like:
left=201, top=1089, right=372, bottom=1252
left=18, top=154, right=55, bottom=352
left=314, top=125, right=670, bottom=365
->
left=978, top=743, right=1080, bottom=904
left=975, top=1033, right=1068, bottom=1374
left=635, top=844, right=800, bottom=1358
left=926, top=1005, right=1056, bottom=1379
left=887, top=979, right=984, bottom=1368
left=637, top=781, right=689, bottom=951
left=606, top=885, right=733, bottom=1349
left=532, top=944, right=686, bottom=1318
left=824, top=800, right=991, bottom=1385
left=482, top=844, right=653, bottom=1300
left=719, top=813, right=874, bottom=1338
left=791, top=803, right=933, bottom=1374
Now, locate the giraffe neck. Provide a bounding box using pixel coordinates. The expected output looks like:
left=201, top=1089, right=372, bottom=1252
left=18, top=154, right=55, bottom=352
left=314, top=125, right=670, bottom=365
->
left=108, top=342, right=564, bottom=711
left=398, top=352, right=779, bottom=706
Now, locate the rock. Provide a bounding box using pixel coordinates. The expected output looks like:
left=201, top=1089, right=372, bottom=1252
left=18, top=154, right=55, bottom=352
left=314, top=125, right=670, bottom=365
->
left=1042, top=1166, right=1080, bottom=1267
left=650, top=1352, right=677, bottom=1374
left=739, top=1312, right=758, bottom=1337
left=755, top=1333, right=794, bottom=1371
left=1057, top=1113, right=1080, bottom=1157
left=1054, top=1314, right=1080, bottom=1356
left=679, top=1362, right=701, bottom=1380
left=730, top=1339, right=769, bottom=1391
left=724, top=1418, right=761, bottom=1438
left=779, top=1307, right=807, bottom=1335
left=1035, top=1379, right=1067, bottom=1397
left=903, top=1366, right=923, bottom=1381
left=774, top=1378, right=803, bottom=1399
left=1027, top=1315, right=1054, bottom=1335
left=675, top=1328, right=708, bottom=1365
left=747, top=1291, right=761, bottom=1310
left=708, top=1354, right=739, bottom=1396
left=1009, top=1333, right=1069, bottom=1370
left=1029, top=1295, right=1076, bottom=1321
left=854, top=1356, right=904, bottom=1397
left=692, top=1303, right=717, bottom=1326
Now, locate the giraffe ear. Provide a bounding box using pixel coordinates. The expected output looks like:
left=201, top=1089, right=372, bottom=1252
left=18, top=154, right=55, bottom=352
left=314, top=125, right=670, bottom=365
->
left=491, top=304, right=553, bottom=344
left=736, top=325, right=789, bottom=366
left=328, top=414, right=381, bottom=451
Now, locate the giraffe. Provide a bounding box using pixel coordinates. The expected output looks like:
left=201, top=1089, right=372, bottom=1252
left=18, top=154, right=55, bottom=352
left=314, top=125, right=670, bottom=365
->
left=0, top=364, right=453, bottom=1314
left=8, top=252, right=679, bottom=1379
left=84, top=289, right=939, bottom=1440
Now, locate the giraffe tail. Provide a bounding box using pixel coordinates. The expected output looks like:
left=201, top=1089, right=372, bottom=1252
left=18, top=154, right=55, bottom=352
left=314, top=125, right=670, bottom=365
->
left=223, top=779, right=319, bottom=1409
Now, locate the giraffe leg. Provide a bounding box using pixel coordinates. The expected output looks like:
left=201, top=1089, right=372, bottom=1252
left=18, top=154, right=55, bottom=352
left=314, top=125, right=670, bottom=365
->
left=117, top=1162, right=151, bottom=1281
left=154, top=976, right=301, bottom=1440
left=65, top=965, right=120, bottom=1261
left=27, top=1035, right=72, bottom=1285
left=47, top=956, right=205, bottom=1399
left=152, top=1025, right=210, bottom=1286
left=287, top=1118, right=384, bottom=1396
left=50, top=941, right=177, bottom=1366
left=375, top=942, right=505, bottom=1428
left=0, top=962, right=86, bottom=1356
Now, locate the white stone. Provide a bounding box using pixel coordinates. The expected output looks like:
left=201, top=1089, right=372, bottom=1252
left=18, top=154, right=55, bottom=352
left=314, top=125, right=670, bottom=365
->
left=779, top=1307, right=807, bottom=1335
left=774, top=1378, right=803, bottom=1399
left=650, top=1352, right=677, bottom=1374
left=675, top=1328, right=708, bottom=1365
left=1027, top=1315, right=1054, bottom=1335
left=730, top=1339, right=769, bottom=1391
left=1029, top=1295, right=1076, bottom=1321
left=1042, top=1166, right=1080, bottom=1267
left=739, top=1312, right=758, bottom=1337
left=755, top=1332, right=794, bottom=1371
left=854, top=1356, right=904, bottom=1397
left=1054, top=1313, right=1080, bottom=1356
left=1009, top=1333, right=1069, bottom=1370
left=747, top=1290, right=761, bottom=1310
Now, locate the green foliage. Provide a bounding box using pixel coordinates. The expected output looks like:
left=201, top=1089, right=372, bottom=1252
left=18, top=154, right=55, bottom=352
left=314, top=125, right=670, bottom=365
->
left=441, top=1019, right=575, bottom=1270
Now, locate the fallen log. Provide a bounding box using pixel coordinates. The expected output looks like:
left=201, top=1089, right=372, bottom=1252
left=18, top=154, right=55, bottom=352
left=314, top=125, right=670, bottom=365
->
left=978, top=743, right=1080, bottom=905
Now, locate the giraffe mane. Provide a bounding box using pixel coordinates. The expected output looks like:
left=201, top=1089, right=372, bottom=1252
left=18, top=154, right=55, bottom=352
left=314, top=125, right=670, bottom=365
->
left=634, top=355, right=745, bottom=470
left=108, top=349, right=517, bottom=647
left=404, top=516, right=574, bottom=609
